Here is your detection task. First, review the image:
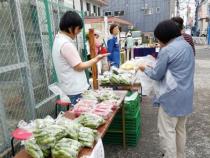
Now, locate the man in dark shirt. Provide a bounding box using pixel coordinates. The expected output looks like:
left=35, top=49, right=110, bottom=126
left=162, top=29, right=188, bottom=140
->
left=172, top=17, right=195, bottom=55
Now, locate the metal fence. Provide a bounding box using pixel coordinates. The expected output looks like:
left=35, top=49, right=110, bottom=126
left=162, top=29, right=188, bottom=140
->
left=0, top=0, right=85, bottom=156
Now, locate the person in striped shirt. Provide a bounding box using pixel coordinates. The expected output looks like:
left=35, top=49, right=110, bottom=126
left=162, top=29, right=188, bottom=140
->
left=172, top=17, right=195, bottom=56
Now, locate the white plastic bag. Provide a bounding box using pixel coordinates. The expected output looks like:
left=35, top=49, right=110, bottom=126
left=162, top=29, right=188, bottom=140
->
left=134, top=55, right=156, bottom=95
left=153, top=70, right=178, bottom=98
left=48, top=83, right=70, bottom=103
left=88, top=139, right=104, bottom=158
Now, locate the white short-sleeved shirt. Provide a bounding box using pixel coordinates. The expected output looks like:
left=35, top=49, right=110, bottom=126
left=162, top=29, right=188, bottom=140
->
left=52, top=32, right=89, bottom=95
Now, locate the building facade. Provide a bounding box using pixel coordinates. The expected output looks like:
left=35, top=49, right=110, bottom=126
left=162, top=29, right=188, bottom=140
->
left=198, top=0, right=210, bottom=36
left=81, top=0, right=107, bottom=16
left=104, top=0, right=176, bottom=32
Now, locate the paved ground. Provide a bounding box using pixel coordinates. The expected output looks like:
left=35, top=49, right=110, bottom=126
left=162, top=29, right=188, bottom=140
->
left=104, top=46, right=210, bottom=158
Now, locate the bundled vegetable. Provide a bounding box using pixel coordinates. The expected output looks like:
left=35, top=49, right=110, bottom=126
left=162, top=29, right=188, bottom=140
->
left=92, top=103, right=113, bottom=119
left=72, top=99, right=97, bottom=116
left=76, top=113, right=105, bottom=129
left=100, top=77, right=110, bottom=85
left=46, top=125, right=67, bottom=141
left=33, top=128, right=56, bottom=147
left=82, top=90, right=98, bottom=100
left=33, top=124, right=67, bottom=157
left=52, top=138, right=82, bottom=158
left=110, top=74, right=121, bottom=85
left=102, top=100, right=119, bottom=109
left=81, top=89, right=119, bottom=102
left=34, top=116, right=55, bottom=129
left=96, top=90, right=120, bottom=102
left=56, top=117, right=81, bottom=140
left=78, top=126, right=97, bottom=148
left=118, top=74, right=130, bottom=85
left=24, top=139, right=44, bottom=158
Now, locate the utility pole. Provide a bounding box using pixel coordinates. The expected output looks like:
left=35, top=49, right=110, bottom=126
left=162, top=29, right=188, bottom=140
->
left=80, top=0, right=83, bottom=11
left=176, top=0, right=180, bottom=16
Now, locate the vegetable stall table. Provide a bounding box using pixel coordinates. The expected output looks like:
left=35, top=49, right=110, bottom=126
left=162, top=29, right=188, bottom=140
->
left=101, top=82, right=141, bottom=92
left=100, top=83, right=142, bottom=100
left=14, top=91, right=128, bottom=158
left=99, top=70, right=142, bottom=98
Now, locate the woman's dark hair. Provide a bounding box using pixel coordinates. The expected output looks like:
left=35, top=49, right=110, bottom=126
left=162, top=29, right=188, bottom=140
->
left=110, top=24, right=118, bottom=34
left=135, top=41, right=138, bottom=46
left=154, top=20, right=181, bottom=44
left=171, top=16, right=184, bottom=31
left=59, top=11, right=83, bottom=33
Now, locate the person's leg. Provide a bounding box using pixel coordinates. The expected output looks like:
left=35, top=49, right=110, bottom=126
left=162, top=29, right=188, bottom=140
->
left=68, top=94, right=82, bottom=106
left=125, top=49, right=128, bottom=61
left=129, top=48, right=131, bottom=60
left=176, top=116, right=187, bottom=158
left=131, top=48, right=134, bottom=59
left=158, top=106, right=178, bottom=158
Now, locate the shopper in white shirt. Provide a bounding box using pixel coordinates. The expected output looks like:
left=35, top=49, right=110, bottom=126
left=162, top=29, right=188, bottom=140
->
left=52, top=11, right=107, bottom=105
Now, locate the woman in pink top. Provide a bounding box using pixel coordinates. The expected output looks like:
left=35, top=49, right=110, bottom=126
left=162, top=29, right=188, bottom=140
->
left=94, top=31, right=103, bottom=74
left=95, top=30, right=102, bottom=54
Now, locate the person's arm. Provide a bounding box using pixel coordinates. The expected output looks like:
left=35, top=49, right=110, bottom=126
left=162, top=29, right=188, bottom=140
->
left=61, top=43, right=107, bottom=72
left=74, top=54, right=107, bottom=72
left=190, top=36, right=196, bottom=56
left=139, top=48, right=169, bottom=81
left=107, top=38, right=114, bottom=62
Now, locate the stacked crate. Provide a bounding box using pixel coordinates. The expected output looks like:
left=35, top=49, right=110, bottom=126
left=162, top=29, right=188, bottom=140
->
left=103, top=92, right=142, bottom=146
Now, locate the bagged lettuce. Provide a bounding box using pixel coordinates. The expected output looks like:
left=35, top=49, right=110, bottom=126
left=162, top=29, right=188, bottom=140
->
left=56, top=117, right=81, bottom=140
left=33, top=125, right=67, bottom=149
left=78, top=126, right=97, bottom=148
left=24, top=139, right=44, bottom=158
left=76, top=113, right=105, bottom=129
left=52, top=138, right=82, bottom=158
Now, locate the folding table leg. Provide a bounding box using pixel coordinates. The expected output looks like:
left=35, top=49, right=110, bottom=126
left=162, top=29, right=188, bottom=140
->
left=11, top=137, right=15, bottom=156
left=122, top=102, right=126, bottom=148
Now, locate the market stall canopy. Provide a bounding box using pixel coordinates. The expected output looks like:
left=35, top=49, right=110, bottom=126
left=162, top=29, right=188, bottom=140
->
left=85, top=16, right=133, bottom=26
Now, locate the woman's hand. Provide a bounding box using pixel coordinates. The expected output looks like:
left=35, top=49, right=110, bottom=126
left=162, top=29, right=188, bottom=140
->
left=95, top=53, right=110, bottom=62
left=74, top=53, right=110, bottom=72
left=139, top=63, right=146, bottom=72
left=139, top=63, right=153, bottom=72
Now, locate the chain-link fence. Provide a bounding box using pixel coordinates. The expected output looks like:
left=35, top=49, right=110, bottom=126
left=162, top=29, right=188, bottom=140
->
left=0, top=0, right=85, bottom=156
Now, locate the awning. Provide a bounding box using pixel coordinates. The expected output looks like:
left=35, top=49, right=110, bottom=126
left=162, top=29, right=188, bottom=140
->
left=85, top=16, right=133, bottom=26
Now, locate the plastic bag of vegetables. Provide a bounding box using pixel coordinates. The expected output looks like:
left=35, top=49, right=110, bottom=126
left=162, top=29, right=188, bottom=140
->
left=78, top=126, right=97, bottom=148
left=33, top=128, right=55, bottom=157
left=52, top=138, right=82, bottom=158
left=100, top=77, right=110, bottom=85
left=118, top=74, right=131, bottom=85
left=82, top=90, right=98, bottom=100
left=48, top=125, right=67, bottom=140
left=33, top=125, right=67, bottom=147
left=34, top=125, right=68, bottom=157
left=76, top=113, right=105, bottom=129
left=56, top=117, right=81, bottom=140
left=110, top=74, right=121, bottom=85
left=96, top=90, right=120, bottom=102
left=34, top=115, right=55, bottom=129
left=24, top=139, right=44, bottom=158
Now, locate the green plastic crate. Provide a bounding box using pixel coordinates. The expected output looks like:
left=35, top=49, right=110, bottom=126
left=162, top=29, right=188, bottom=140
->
left=109, top=108, right=141, bottom=131
left=103, top=124, right=142, bottom=147
left=114, top=104, right=141, bottom=120
left=124, top=92, right=141, bottom=117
